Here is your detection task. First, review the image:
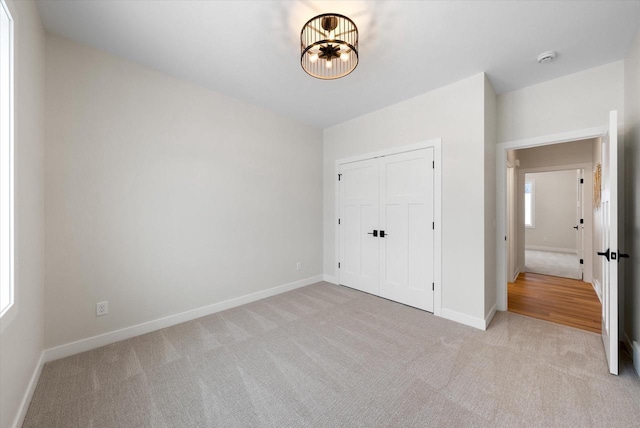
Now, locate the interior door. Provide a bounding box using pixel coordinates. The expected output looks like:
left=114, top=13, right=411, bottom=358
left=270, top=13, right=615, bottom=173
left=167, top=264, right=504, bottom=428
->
left=339, top=159, right=380, bottom=295
left=598, top=110, right=618, bottom=375
left=379, top=149, right=435, bottom=312
left=576, top=169, right=584, bottom=280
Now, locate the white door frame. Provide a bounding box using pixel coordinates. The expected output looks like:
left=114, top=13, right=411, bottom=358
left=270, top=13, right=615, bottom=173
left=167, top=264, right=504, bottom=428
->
left=335, top=139, right=443, bottom=315
left=518, top=164, right=592, bottom=281
left=496, top=127, right=605, bottom=311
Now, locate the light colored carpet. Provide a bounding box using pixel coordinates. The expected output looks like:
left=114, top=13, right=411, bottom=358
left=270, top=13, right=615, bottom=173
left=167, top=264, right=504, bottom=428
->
left=24, top=282, right=640, bottom=427
left=525, top=249, right=582, bottom=279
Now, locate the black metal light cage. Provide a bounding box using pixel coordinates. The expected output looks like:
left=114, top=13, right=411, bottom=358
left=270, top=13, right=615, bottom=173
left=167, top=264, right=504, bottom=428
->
left=300, top=13, right=359, bottom=80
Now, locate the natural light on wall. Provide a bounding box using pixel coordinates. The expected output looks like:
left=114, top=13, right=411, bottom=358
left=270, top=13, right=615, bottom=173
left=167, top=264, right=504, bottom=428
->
left=0, top=0, right=14, bottom=319
left=525, top=180, right=535, bottom=228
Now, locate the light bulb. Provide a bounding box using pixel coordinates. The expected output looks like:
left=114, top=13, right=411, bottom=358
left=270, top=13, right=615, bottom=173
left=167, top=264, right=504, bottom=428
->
left=340, top=52, right=349, bottom=62
left=325, top=59, right=332, bottom=68
left=309, top=53, right=319, bottom=63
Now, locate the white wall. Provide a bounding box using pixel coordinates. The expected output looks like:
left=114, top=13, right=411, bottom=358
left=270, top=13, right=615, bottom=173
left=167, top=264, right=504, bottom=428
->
left=0, top=1, right=45, bottom=427
left=324, top=73, right=488, bottom=323
left=524, top=170, right=578, bottom=251
left=497, top=61, right=624, bottom=143
left=484, top=76, right=497, bottom=318
left=44, top=35, right=323, bottom=348
left=624, top=27, right=640, bottom=360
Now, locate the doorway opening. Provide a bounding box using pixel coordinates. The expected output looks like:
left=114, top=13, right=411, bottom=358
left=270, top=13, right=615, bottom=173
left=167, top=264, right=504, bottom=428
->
left=523, top=169, right=583, bottom=280
left=505, top=140, right=601, bottom=332
left=497, top=112, right=621, bottom=375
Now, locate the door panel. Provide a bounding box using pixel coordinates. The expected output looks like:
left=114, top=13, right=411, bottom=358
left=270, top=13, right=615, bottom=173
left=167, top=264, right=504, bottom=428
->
left=600, top=110, right=618, bottom=375
left=339, top=159, right=379, bottom=295
left=379, top=149, right=435, bottom=311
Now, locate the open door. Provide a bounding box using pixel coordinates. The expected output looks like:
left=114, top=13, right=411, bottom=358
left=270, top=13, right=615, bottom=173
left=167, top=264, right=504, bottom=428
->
left=576, top=169, right=584, bottom=280
left=597, top=110, right=618, bottom=375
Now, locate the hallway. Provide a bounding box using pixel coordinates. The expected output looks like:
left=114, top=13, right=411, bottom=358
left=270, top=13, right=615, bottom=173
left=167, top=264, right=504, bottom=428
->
left=508, top=272, right=601, bottom=333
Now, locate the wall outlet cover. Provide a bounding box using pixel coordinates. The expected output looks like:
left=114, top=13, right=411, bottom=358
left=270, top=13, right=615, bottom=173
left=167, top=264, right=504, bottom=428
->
left=96, top=301, right=108, bottom=317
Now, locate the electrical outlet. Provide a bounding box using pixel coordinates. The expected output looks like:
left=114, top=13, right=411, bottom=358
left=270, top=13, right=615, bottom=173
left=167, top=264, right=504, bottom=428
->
left=96, top=301, right=108, bottom=317
left=296, top=262, right=302, bottom=271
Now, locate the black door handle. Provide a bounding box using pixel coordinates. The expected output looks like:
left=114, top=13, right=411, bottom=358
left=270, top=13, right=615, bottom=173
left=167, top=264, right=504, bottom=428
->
left=380, top=230, right=386, bottom=238
left=573, top=225, right=579, bottom=230
left=619, top=251, right=630, bottom=261
left=367, top=230, right=378, bottom=237
left=597, top=248, right=610, bottom=262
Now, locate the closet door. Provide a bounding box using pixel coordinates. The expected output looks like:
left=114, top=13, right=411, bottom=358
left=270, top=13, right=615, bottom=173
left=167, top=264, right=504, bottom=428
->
left=379, top=149, right=434, bottom=312
left=339, top=159, right=380, bottom=295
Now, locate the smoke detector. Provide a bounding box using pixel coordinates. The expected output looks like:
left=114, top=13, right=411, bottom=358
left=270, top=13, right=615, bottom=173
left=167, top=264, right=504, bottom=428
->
left=537, top=50, right=557, bottom=64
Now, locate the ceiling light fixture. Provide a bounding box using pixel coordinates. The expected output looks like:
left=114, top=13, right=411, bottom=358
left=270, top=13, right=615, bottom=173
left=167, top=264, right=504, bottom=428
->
left=301, top=14, right=358, bottom=80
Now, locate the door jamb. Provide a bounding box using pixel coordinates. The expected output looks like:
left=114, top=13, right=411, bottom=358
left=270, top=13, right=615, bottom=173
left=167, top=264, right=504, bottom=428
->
left=496, top=127, right=605, bottom=311
left=335, top=138, right=443, bottom=316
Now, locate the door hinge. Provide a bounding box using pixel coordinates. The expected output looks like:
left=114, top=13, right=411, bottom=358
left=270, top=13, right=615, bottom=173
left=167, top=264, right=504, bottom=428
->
left=338, top=218, right=340, bottom=225
left=338, top=262, right=341, bottom=269
left=580, top=178, right=584, bottom=184
left=580, top=259, right=584, bottom=265
left=580, top=218, right=584, bottom=224
left=432, top=222, right=435, bottom=230
left=432, top=283, right=434, bottom=291
left=432, top=161, right=435, bottom=169
left=338, top=173, right=342, bottom=181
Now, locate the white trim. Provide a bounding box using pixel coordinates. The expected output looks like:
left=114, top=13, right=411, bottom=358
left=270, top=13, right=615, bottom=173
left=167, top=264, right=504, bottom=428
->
left=0, top=0, right=15, bottom=330
left=592, top=279, right=602, bottom=303
left=511, top=266, right=521, bottom=283
left=496, top=127, right=605, bottom=311
left=441, top=308, right=486, bottom=330
left=11, top=351, right=44, bottom=428
left=520, top=163, right=593, bottom=174
left=322, top=274, right=337, bottom=284
left=433, top=142, right=442, bottom=316
left=485, top=305, right=497, bottom=329
left=525, top=245, right=577, bottom=254
left=334, top=139, right=443, bottom=317
left=336, top=141, right=440, bottom=165
left=633, top=339, right=640, bottom=379
left=43, top=275, right=323, bottom=362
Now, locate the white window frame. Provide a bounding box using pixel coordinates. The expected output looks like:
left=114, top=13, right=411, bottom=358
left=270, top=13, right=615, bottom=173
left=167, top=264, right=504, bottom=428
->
left=0, top=0, right=15, bottom=330
left=524, top=179, right=535, bottom=229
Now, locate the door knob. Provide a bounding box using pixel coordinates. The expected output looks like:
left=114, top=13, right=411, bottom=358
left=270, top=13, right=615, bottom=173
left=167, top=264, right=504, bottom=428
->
left=597, top=248, right=610, bottom=262
left=367, top=230, right=378, bottom=237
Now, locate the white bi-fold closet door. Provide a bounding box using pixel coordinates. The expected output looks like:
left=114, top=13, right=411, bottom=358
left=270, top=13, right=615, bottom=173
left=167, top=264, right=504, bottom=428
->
left=338, top=148, right=435, bottom=312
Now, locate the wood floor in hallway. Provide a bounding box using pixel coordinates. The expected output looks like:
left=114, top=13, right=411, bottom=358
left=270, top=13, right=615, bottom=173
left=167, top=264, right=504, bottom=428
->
left=508, top=272, right=602, bottom=333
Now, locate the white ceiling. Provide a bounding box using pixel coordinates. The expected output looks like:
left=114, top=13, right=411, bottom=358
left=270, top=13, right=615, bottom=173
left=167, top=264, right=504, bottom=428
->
left=36, top=1, right=640, bottom=128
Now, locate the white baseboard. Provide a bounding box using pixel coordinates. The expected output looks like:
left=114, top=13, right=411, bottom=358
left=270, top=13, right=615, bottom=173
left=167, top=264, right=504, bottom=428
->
left=592, top=279, right=602, bottom=303
left=322, top=274, right=337, bottom=284
left=625, top=333, right=640, bottom=379
left=511, top=267, right=521, bottom=282
left=11, top=351, right=45, bottom=428
left=634, top=341, right=640, bottom=379
left=525, top=245, right=577, bottom=254
left=485, top=304, right=497, bottom=329
left=43, top=275, right=323, bottom=363
left=441, top=308, right=486, bottom=330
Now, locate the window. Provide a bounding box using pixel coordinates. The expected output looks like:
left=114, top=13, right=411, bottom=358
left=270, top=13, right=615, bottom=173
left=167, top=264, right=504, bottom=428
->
left=524, top=179, right=535, bottom=228
left=0, top=0, right=13, bottom=319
